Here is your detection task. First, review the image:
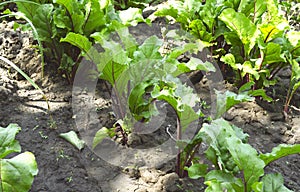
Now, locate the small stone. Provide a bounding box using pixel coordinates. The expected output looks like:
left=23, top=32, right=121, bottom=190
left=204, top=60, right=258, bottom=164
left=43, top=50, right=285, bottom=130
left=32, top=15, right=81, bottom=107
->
left=160, top=173, right=180, bottom=192
left=140, top=168, right=161, bottom=183
left=270, top=113, right=284, bottom=121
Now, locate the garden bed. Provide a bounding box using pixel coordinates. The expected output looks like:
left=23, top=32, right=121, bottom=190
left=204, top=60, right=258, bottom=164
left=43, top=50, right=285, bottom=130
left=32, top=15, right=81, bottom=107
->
left=0, top=17, right=299, bottom=192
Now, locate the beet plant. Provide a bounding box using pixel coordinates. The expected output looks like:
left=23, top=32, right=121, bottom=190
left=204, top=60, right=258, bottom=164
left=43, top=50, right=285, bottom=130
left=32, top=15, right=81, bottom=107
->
left=186, top=118, right=300, bottom=192
left=68, top=26, right=216, bottom=176
left=0, top=124, right=38, bottom=192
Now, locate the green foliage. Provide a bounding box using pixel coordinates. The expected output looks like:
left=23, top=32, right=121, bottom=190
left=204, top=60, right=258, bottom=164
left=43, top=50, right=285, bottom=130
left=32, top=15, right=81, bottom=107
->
left=59, top=131, right=85, bottom=150
left=256, top=173, right=293, bottom=192
left=260, top=144, right=300, bottom=165
left=86, top=27, right=217, bottom=176
left=186, top=118, right=300, bottom=191
left=284, top=54, right=300, bottom=114
left=215, top=82, right=272, bottom=119
left=113, top=0, right=160, bottom=10
left=89, top=28, right=213, bottom=127
left=155, top=0, right=300, bottom=113
left=1, top=0, right=147, bottom=81
left=0, top=124, right=38, bottom=192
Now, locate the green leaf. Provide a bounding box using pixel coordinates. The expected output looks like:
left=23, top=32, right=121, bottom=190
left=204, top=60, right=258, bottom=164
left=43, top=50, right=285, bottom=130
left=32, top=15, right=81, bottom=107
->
left=248, top=89, right=273, bottom=102
left=101, top=39, right=129, bottom=64
left=168, top=43, right=198, bottom=59
left=154, top=2, right=189, bottom=26
left=60, top=32, right=92, bottom=54
left=215, top=90, right=254, bottom=119
left=116, top=27, right=138, bottom=58
left=221, top=53, right=240, bottom=70
left=118, top=8, right=145, bottom=26
left=53, top=6, right=71, bottom=30
left=150, top=80, right=200, bottom=131
left=259, top=144, right=300, bottom=165
left=219, top=8, right=259, bottom=55
left=252, top=182, right=263, bottom=192
left=226, top=136, right=265, bottom=191
left=93, top=127, right=110, bottom=149
left=178, top=104, right=201, bottom=132
left=83, top=0, right=106, bottom=35
left=59, top=131, right=85, bottom=150
left=200, top=118, right=242, bottom=171
left=53, top=0, right=85, bottom=33
left=0, top=124, right=21, bottom=159
left=238, top=0, right=267, bottom=24
left=259, top=24, right=282, bottom=43
left=0, top=152, right=38, bottom=192
left=100, top=0, right=110, bottom=9
left=129, top=80, right=156, bottom=120
left=242, top=61, right=260, bottom=80
left=260, top=173, right=292, bottom=192
left=188, top=19, right=213, bottom=42
left=291, top=59, right=300, bottom=92
left=287, top=31, right=300, bottom=48
left=176, top=57, right=216, bottom=76
left=15, top=1, right=41, bottom=21
left=133, top=36, right=163, bottom=60
left=32, top=4, right=57, bottom=43
left=204, top=180, right=224, bottom=192
left=205, top=170, right=243, bottom=191
left=101, top=60, right=128, bottom=85
left=262, top=43, right=286, bottom=65
left=185, top=163, right=208, bottom=179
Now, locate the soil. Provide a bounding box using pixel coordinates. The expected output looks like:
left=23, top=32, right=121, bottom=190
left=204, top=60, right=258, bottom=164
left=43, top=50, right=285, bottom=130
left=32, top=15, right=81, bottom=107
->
left=0, top=16, right=299, bottom=192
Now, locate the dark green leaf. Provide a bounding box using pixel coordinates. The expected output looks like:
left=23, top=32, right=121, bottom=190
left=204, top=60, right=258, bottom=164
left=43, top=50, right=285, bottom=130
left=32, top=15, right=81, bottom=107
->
left=32, top=4, right=57, bottom=43
left=260, top=144, right=300, bottom=165
left=53, top=0, right=85, bottom=33
left=16, top=1, right=41, bottom=21
left=263, top=43, right=286, bottom=65
left=226, top=136, right=265, bottom=191
left=205, top=170, right=243, bottom=191
left=260, top=173, right=292, bottom=192
left=185, top=163, right=208, bottom=179
left=83, top=0, right=106, bottom=35
left=60, top=32, right=92, bottom=54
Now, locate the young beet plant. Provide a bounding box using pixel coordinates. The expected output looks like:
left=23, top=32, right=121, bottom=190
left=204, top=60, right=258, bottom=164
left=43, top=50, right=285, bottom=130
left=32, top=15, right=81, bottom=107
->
left=186, top=118, right=300, bottom=192
left=67, top=26, right=216, bottom=176
left=0, top=124, right=38, bottom=192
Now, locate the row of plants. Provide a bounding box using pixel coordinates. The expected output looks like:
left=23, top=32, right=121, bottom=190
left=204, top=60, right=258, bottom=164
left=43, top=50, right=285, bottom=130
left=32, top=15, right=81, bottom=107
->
left=0, top=0, right=150, bottom=81
left=155, top=0, right=300, bottom=116
left=1, top=0, right=300, bottom=191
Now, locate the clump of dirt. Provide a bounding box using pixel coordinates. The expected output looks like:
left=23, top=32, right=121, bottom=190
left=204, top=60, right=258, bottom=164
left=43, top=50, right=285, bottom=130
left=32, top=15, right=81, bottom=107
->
left=0, top=20, right=42, bottom=80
